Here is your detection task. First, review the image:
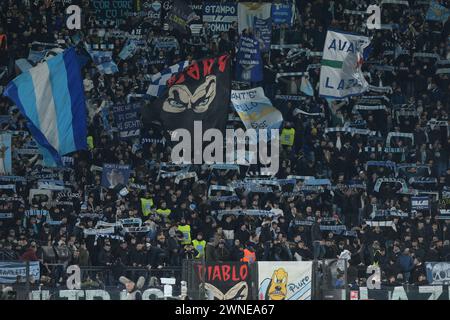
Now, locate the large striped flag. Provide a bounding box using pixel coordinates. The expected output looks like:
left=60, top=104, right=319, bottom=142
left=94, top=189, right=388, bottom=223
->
left=146, top=60, right=189, bottom=97
left=3, top=47, right=87, bottom=166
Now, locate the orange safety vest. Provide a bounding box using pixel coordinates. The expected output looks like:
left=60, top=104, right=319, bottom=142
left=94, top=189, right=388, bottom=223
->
left=241, top=249, right=256, bottom=263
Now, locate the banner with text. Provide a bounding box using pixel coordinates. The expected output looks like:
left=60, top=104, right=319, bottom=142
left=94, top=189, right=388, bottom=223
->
left=319, top=29, right=371, bottom=99
left=236, top=36, right=263, bottom=82
left=91, top=0, right=135, bottom=23
left=203, top=2, right=238, bottom=33
left=0, top=261, right=40, bottom=284
left=271, top=2, right=294, bottom=26
left=231, top=87, right=282, bottom=138
left=194, top=262, right=251, bottom=300
left=253, top=17, right=272, bottom=52
left=112, top=103, right=142, bottom=139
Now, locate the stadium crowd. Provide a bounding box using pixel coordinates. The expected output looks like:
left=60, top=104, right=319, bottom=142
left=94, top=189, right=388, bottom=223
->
left=0, top=0, right=449, bottom=293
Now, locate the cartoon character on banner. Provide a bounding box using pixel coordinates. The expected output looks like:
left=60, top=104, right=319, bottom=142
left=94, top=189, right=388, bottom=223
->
left=259, top=268, right=288, bottom=300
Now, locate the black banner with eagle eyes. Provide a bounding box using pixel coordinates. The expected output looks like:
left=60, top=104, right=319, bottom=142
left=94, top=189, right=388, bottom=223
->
left=143, top=55, right=231, bottom=137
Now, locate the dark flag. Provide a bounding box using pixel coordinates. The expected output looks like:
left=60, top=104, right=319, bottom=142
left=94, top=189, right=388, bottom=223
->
left=167, top=0, right=198, bottom=33
left=142, top=54, right=231, bottom=136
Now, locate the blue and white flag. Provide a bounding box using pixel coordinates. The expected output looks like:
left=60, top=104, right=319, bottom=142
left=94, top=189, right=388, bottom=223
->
left=237, top=2, right=271, bottom=34
left=85, top=44, right=118, bottom=74
left=37, top=179, right=66, bottom=190
left=101, top=163, right=131, bottom=189
left=27, top=42, right=61, bottom=64
left=271, top=2, right=295, bottom=26
left=15, top=59, right=33, bottom=73
left=426, top=1, right=450, bottom=22
left=231, top=87, right=282, bottom=139
left=3, top=47, right=88, bottom=167
left=118, top=39, right=138, bottom=60
left=236, top=36, right=263, bottom=82
left=253, top=17, right=272, bottom=52
left=146, top=60, right=190, bottom=97
left=0, top=133, right=12, bottom=175
left=300, top=76, right=314, bottom=96
left=0, top=261, right=40, bottom=283
left=319, top=29, right=371, bottom=99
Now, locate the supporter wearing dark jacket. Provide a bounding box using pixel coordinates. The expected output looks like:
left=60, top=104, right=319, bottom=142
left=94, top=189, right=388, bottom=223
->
left=97, top=243, right=114, bottom=266
left=410, top=257, right=426, bottom=284
left=293, top=241, right=313, bottom=261
left=214, top=240, right=229, bottom=262
left=230, top=240, right=244, bottom=261
left=130, top=243, right=147, bottom=267
left=235, top=224, right=250, bottom=244
left=384, top=258, right=402, bottom=279
left=114, top=241, right=130, bottom=266
left=205, top=239, right=217, bottom=262
left=311, top=217, right=325, bottom=260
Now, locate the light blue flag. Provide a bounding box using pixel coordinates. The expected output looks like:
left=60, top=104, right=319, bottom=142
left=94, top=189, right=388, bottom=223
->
left=3, top=47, right=88, bottom=167
left=426, top=1, right=450, bottom=22
left=231, top=87, right=283, bottom=141
left=39, top=144, right=58, bottom=167
left=300, top=76, right=314, bottom=96
left=119, top=39, right=137, bottom=60
left=15, top=59, right=33, bottom=73
left=84, top=43, right=119, bottom=74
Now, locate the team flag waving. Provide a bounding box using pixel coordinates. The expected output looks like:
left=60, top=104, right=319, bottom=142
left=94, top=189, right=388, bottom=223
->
left=231, top=87, right=283, bottom=141
left=146, top=60, right=190, bottom=97
left=426, top=0, right=450, bottom=22
left=3, top=47, right=87, bottom=166
left=319, top=29, right=371, bottom=99
left=84, top=46, right=119, bottom=75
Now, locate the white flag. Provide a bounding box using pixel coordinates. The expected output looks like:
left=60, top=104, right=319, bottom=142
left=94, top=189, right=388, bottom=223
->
left=319, top=29, right=370, bottom=99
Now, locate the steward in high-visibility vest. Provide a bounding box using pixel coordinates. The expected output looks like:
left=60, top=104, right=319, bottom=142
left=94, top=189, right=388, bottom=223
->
left=87, top=136, right=94, bottom=150
left=280, top=127, right=295, bottom=146
left=156, top=201, right=171, bottom=221
left=178, top=222, right=191, bottom=245
left=140, top=197, right=154, bottom=216
left=192, top=233, right=206, bottom=259
left=240, top=247, right=256, bottom=263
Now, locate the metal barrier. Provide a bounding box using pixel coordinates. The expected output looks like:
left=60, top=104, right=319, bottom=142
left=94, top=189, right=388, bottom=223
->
left=357, top=285, right=450, bottom=300
left=0, top=261, right=183, bottom=300
left=78, top=265, right=182, bottom=288
left=317, top=259, right=349, bottom=300
left=2, top=259, right=450, bottom=300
